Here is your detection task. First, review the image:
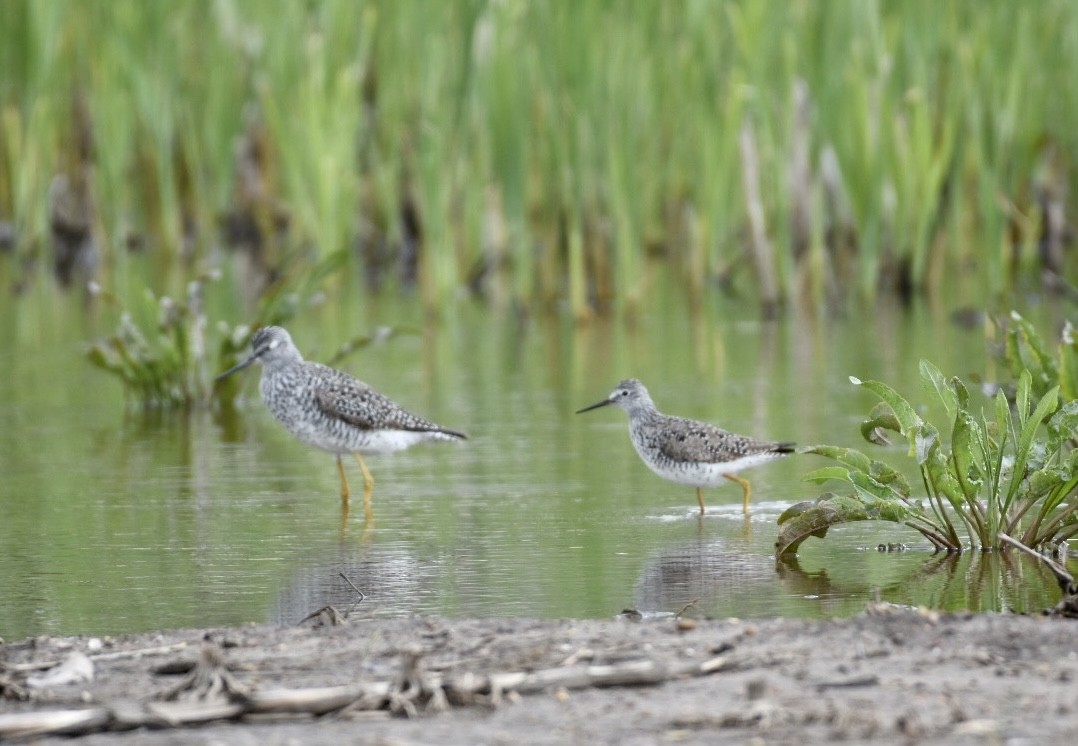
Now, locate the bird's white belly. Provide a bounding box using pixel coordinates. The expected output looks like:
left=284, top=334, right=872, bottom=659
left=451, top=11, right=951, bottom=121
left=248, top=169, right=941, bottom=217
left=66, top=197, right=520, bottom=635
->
left=347, top=429, right=440, bottom=455
left=288, top=421, right=435, bottom=455
left=638, top=448, right=781, bottom=488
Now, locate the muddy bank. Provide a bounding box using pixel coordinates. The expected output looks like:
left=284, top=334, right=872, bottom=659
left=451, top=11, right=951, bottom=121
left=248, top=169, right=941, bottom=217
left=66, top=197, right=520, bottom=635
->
left=2, top=608, right=1076, bottom=744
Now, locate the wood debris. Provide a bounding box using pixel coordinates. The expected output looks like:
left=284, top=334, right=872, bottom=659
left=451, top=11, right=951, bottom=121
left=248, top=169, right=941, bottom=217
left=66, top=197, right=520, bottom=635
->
left=0, top=638, right=730, bottom=738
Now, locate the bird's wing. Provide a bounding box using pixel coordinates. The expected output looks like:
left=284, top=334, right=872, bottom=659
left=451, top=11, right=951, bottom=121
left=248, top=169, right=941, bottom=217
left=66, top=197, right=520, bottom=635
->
left=314, top=379, right=378, bottom=430
left=658, top=417, right=780, bottom=464
left=312, top=365, right=458, bottom=434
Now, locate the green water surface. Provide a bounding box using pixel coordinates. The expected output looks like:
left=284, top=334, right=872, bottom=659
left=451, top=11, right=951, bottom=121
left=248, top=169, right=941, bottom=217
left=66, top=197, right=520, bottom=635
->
left=0, top=284, right=1071, bottom=639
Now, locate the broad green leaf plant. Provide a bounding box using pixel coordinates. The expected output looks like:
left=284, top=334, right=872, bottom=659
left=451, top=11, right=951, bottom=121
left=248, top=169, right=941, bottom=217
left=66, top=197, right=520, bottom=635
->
left=779, top=355, right=1078, bottom=556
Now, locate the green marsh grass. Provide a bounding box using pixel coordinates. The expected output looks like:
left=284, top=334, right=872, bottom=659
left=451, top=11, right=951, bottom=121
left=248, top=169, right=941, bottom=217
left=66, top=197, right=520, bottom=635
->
left=2, top=1, right=1078, bottom=315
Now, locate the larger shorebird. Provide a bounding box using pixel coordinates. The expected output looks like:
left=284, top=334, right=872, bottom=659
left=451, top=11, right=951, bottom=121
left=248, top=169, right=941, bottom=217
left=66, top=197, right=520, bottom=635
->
left=217, top=326, right=466, bottom=515
left=576, top=378, right=793, bottom=515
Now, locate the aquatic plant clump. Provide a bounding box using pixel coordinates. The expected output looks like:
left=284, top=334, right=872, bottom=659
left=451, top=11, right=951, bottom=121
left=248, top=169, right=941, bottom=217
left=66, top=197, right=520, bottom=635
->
left=781, top=358, right=1078, bottom=556
left=85, top=276, right=221, bottom=409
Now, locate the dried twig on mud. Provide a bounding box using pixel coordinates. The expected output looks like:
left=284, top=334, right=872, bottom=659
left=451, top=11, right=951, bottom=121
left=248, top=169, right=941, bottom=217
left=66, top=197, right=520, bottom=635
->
left=675, top=598, right=700, bottom=619
left=338, top=572, right=367, bottom=604
left=297, top=606, right=348, bottom=627
left=160, top=644, right=249, bottom=702
left=344, top=645, right=448, bottom=718
left=0, top=672, right=29, bottom=702
left=297, top=573, right=367, bottom=627
left=445, top=654, right=730, bottom=707
left=2, top=641, right=188, bottom=674
left=0, top=641, right=731, bottom=738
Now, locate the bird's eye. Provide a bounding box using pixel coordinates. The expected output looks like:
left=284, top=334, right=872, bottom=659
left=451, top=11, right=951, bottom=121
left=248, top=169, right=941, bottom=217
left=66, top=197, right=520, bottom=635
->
left=269, top=340, right=279, bottom=350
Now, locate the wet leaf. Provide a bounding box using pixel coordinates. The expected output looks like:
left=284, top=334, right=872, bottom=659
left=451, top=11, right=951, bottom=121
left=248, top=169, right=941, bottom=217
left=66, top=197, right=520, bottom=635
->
left=994, top=388, right=1011, bottom=447
left=868, top=461, right=912, bottom=498
left=850, top=377, right=922, bottom=436
left=800, top=445, right=914, bottom=500
left=917, top=426, right=968, bottom=509
left=1028, top=467, right=1065, bottom=498
left=915, top=426, right=938, bottom=466
left=777, top=499, right=828, bottom=527
left=1016, top=369, right=1031, bottom=427
left=950, top=375, right=970, bottom=409
left=952, top=410, right=985, bottom=494
left=1047, top=399, right=1078, bottom=447
left=1009, top=385, right=1061, bottom=504
left=926, top=461, right=967, bottom=509
left=802, top=466, right=856, bottom=485
left=1006, top=312, right=1057, bottom=399
left=1024, top=439, right=1049, bottom=473
left=799, top=444, right=873, bottom=473
left=862, top=426, right=893, bottom=446
left=775, top=494, right=917, bottom=556
left=861, top=401, right=901, bottom=445
left=849, top=471, right=897, bottom=503
left=920, top=359, right=957, bottom=422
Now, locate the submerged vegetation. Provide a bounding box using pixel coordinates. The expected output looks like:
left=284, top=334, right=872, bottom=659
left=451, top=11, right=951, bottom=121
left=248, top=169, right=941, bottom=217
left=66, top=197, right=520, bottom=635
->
left=1, top=0, right=1077, bottom=321
left=782, top=313, right=1078, bottom=555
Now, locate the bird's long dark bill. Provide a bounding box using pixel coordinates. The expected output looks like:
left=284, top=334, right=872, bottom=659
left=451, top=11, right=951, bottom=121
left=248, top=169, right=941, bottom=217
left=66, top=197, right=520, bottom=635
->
left=575, top=397, right=614, bottom=414
left=216, top=354, right=257, bottom=381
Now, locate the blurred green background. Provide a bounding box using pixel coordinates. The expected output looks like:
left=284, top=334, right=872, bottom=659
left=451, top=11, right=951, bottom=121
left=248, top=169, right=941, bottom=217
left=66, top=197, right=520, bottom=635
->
left=2, top=0, right=1077, bottom=320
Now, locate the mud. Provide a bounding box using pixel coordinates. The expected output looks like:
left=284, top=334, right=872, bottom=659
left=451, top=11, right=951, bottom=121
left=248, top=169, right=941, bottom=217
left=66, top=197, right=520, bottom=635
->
left=2, top=607, right=1076, bottom=744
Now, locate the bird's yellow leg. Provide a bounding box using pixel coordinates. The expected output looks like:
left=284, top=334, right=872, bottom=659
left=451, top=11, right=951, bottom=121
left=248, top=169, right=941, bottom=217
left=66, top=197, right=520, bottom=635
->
left=336, top=455, right=351, bottom=507
left=339, top=501, right=350, bottom=534
left=696, top=487, right=706, bottom=515
left=724, top=474, right=752, bottom=514
left=352, top=453, right=374, bottom=494
left=353, top=453, right=374, bottom=521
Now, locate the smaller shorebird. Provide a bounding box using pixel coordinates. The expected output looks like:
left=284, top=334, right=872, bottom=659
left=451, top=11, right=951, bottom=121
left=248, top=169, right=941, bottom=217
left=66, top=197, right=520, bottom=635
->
left=576, top=378, right=793, bottom=515
left=217, top=326, right=466, bottom=516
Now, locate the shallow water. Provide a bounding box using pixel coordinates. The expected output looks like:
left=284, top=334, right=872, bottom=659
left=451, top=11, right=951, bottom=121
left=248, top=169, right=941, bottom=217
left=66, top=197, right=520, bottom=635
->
left=0, top=286, right=1072, bottom=639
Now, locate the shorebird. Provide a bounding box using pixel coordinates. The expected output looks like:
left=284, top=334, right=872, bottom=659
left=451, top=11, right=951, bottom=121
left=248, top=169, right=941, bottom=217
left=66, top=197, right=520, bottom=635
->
left=217, top=326, right=466, bottom=515
left=576, top=378, right=793, bottom=515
